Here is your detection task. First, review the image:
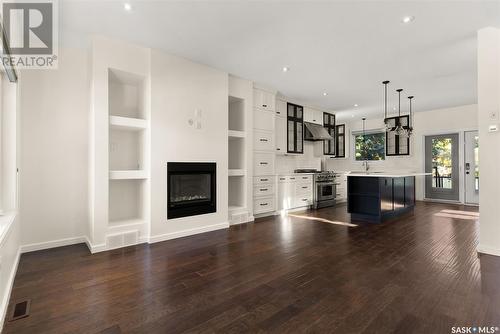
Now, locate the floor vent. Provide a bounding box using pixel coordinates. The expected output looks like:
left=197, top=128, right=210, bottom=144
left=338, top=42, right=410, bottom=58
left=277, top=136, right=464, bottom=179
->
left=8, top=299, right=31, bottom=322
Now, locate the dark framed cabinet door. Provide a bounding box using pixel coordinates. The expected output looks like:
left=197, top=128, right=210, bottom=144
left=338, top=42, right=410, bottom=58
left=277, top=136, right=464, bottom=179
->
left=323, top=112, right=336, bottom=155
left=287, top=103, right=304, bottom=154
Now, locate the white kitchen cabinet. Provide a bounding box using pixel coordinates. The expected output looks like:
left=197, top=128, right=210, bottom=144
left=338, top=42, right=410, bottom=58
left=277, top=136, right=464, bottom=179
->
left=254, top=152, right=275, bottom=176
left=278, top=175, right=313, bottom=211
left=335, top=172, right=348, bottom=203
left=275, top=116, right=287, bottom=154
left=254, top=109, right=275, bottom=132
left=254, top=196, right=276, bottom=214
left=304, top=107, right=323, bottom=125
left=253, top=88, right=275, bottom=112
left=253, top=130, right=275, bottom=151
left=276, top=99, right=286, bottom=117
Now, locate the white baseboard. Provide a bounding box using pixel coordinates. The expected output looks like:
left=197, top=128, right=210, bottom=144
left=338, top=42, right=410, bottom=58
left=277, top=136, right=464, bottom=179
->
left=477, top=244, right=500, bottom=257
left=149, top=222, right=229, bottom=244
left=0, top=247, right=21, bottom=330
left=84, top=237, right=106, bottom=254
left=20, top=236, right=87, bottom=254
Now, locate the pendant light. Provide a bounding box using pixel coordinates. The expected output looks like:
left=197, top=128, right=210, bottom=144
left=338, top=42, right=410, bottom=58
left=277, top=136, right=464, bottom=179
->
left=382, top=81, right=391, bottom=131
left=394, top=89, right=406, bottom=136
left=407, top=96, right=414, bottom=137
left=362, top=117, right=367, bottom=159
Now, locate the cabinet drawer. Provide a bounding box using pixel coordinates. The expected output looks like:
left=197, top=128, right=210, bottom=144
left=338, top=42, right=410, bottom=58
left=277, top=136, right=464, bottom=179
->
left=254, top=184, right=275, bottom=197
left=253, top=130, right=275, bottom=151
left=254, top=109, right=275, bottom=131
left=253, top=176, right=276, bottom=187
left=254, top=197, right=275, bottom=214
left=296, top=183, right=312, bottom=195
left=297, top=175, right=312, bottom=182
left=254, top=152, right=275, bottom=175
left=278, top=175, right=298, bottom=182
left=294, top=195, right=313, bottom=207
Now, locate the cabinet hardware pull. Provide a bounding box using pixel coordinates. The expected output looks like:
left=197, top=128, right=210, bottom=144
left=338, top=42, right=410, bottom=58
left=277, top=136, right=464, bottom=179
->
left=277, top=148, right=281, bottom=151
left=290, top=177, right=295, bottom=180
left=260, top=178, right=268, bottom=181
left=260, top=203, right=268, bottom=206
left=280, top=178, right=285, bottom=180
left=262, top=104, right=267, bottom=107
left=302, top=186, right=307, bottom=189
left=260, top=162, right=268, bottom=165
left=259, top=139, right=268, bottom=142
left=302, top=199, right=307, bottom=201
left=302, top=177, right=308, bottom=179
left=277, top=111, right=280, bottom=114
left=260, top=188, right=268, bottom=191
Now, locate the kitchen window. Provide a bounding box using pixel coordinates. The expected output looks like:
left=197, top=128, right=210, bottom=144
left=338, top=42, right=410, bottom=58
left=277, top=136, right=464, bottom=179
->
left=353, top=131, right=385, bottom=161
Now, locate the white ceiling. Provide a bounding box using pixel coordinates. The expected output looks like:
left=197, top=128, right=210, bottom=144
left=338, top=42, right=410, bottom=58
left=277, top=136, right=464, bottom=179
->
left=60, top=0, right=500, bottom=120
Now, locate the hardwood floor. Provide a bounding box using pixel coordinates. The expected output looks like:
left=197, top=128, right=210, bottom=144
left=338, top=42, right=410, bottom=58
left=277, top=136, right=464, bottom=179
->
left=4, top=202, right=499, bottom=333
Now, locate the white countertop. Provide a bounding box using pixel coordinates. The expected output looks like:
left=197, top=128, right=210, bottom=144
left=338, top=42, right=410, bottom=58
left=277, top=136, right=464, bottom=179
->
left=347, top=172, right=431, bottom=178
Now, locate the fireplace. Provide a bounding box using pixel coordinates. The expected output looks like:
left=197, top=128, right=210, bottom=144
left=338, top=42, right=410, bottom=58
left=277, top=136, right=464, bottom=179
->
left=167, top=162, right=216, bottom=219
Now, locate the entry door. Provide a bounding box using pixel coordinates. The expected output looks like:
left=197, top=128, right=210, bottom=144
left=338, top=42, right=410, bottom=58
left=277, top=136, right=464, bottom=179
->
left=464, top=131, right=479, bottom=204
left=425, top=134, right=460, bottom=201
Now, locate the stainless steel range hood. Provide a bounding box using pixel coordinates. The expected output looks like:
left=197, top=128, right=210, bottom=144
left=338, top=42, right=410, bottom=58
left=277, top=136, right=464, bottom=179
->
left=304, top=122, right=333, bottom=141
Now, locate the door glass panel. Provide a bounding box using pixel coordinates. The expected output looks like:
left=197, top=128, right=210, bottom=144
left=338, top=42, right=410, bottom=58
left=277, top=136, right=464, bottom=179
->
left=296, top=124, right=303, bottom=152
left=337, top=136, right=344, bottom=155
left=288, top=120, right=294, bottom=150
left=296, top=108, right=303, bottom=119
left=431, top=138, right=453, bottom=189
left=288, top=104, right=294, bottom=117
left=474, top=135, right=479, bottom=191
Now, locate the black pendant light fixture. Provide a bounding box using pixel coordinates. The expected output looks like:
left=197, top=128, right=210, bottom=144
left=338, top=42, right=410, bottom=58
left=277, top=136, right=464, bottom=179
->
left=381, top=80, right=414, bottom=137
left=394, top=89, right=406, bottom=136
left=382, top=80, right=391, bottom=131
left=407, top=96, right=414, bottom=137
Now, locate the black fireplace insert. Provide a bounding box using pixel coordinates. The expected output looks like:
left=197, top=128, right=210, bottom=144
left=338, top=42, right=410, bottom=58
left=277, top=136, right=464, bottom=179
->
left=167, top=162, right=216, bottom=219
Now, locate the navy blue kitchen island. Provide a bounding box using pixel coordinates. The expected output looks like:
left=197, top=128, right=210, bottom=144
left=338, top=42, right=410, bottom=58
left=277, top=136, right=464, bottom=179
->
left=347, top=173, right=425, bottom=223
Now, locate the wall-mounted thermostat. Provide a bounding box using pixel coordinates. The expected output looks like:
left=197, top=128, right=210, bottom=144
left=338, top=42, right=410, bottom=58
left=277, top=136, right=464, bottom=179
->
left=488, top=124, right=498, bottom=132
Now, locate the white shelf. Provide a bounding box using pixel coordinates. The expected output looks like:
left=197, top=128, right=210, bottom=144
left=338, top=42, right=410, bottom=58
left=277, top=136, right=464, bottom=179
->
left=228, top=169, right=246, bottom=176
left=109, top=170, right=148, bottom=180
left=108, top=218, right=145, bottom=228
left=228, top=130, right=245, bottom=138
left=110, top=116, right=147, bottom=131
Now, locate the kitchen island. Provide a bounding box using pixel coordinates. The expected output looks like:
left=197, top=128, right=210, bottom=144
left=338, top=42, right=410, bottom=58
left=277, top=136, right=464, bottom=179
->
left=347, top=173, right=429, bottom=223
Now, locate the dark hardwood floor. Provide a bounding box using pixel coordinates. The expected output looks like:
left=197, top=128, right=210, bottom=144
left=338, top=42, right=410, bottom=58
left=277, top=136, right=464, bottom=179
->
left=4, top=202, right=500, bottom=334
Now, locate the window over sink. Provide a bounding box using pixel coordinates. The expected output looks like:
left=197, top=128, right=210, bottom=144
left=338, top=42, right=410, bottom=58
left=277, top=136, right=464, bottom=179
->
left=353, top=131, right=385, bottom=161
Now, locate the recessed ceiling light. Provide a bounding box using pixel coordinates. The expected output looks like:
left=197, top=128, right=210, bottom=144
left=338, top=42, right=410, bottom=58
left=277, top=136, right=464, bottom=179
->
left=282, top=66, right=289, bottom=72
left=402, top=16, right=415, bottom=24
left=354, top=104, right=358, bottom=107
left=323, top=92, right=328, bottom=96
left=351, top=114, right=355, bottom=118
left=124, top=3, right=132, bottom=11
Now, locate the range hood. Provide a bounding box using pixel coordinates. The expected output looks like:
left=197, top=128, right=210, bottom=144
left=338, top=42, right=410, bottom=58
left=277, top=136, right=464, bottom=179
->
left=304, top=122, right=333, bottom=141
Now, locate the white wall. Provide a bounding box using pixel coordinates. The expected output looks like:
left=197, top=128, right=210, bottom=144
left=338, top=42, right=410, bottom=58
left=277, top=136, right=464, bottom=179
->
left=477, top=27, right=500, bottom=256
left=0, top=215, right=20, bottom=330
left=149, top=49, right=229, bottom=242
left=19, top=48, right=89, bottom=250
left=327, top=104, right=478, bottom=201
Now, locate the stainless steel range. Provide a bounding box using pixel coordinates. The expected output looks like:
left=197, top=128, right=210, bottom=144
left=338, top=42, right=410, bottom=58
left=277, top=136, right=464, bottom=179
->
left=294, top=169, right=338, bottom=209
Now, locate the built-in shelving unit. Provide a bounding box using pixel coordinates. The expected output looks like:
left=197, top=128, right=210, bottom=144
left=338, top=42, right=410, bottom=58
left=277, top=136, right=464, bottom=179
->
left=228, top=95, right=247, bottom=223
left=106, top=68, right=150, bottom=238
left=227, top=76, right=254, bottom=225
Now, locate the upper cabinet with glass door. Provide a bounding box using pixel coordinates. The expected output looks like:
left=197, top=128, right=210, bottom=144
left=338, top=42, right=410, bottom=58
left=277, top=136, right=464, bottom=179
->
left=287, top=103, right=304, bottom=154
left=323, top=112, right=336, bottom=155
